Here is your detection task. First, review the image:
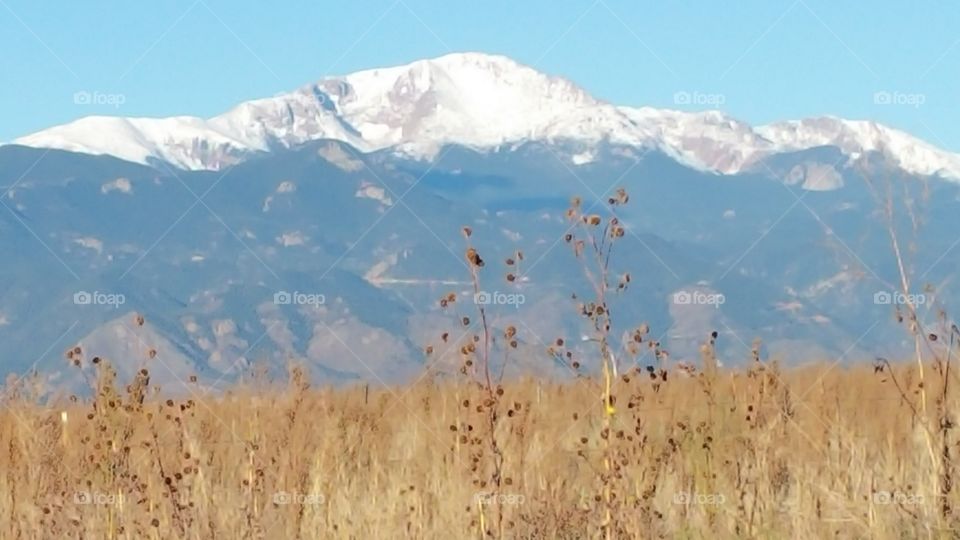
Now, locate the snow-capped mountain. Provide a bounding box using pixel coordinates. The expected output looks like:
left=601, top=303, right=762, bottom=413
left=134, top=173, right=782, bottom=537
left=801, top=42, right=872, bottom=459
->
left=12, top=52, right=960, bottom=180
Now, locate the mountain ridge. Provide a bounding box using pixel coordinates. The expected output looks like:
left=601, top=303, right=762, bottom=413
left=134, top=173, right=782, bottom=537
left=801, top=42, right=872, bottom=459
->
left=11, top=52, right=960, bottom=181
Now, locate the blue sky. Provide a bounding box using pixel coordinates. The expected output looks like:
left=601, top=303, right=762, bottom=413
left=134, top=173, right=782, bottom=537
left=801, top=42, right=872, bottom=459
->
left=1, top=0, right=958, bottom=148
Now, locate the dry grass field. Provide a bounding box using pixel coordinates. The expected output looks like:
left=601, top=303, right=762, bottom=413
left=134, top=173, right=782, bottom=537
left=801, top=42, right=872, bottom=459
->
left=2, top=191, right=956, bottom=539
left=1, top=354, right=958, bottom=539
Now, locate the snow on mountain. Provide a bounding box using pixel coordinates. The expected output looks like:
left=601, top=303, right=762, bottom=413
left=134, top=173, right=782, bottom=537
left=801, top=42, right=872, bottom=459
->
left=11, top=52, right=960, bottom=181
left=14, top=116, right=252, bottom=170
left=618, top=107, right=772, bottom=174
left=757, top=117, right=960, bottom=180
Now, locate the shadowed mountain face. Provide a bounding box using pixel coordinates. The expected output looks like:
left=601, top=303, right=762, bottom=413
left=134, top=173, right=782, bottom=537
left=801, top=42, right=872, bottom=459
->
left=1, top=136, right=958, bottom=394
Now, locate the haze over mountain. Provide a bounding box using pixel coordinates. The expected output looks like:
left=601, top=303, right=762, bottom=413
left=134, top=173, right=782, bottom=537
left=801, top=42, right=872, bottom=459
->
left=2, top=53, right=957, bottom=394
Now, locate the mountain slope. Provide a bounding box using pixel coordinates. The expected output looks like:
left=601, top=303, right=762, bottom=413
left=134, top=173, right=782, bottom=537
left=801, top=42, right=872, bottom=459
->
left=3, top=136, right=960, bottom=393
left=12, top=53, right=960, bottom=181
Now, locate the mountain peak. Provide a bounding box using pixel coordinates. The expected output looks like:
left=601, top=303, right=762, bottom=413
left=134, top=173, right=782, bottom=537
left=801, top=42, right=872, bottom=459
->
left=340, top=52, right=553, bottom=83
left=311, top=51, right=601, bottom=157
left=393, top=51, right=530, bottom=73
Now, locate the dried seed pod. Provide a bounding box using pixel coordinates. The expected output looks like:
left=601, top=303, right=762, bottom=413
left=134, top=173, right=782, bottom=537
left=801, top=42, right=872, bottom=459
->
left=465, top=248, right=484, bottom=267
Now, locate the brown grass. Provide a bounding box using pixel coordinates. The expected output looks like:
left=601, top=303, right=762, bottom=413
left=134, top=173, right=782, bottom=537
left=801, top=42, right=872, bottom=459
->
left=1, top=358, right=957, bottom=539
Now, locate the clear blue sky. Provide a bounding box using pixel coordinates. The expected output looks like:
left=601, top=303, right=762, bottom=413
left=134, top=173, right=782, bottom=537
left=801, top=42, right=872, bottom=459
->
left=1, top=0, right=958, bottom=149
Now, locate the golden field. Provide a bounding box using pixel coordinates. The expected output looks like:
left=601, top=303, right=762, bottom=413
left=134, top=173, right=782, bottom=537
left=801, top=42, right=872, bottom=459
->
left=1, top=356, right=957, bottom=539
